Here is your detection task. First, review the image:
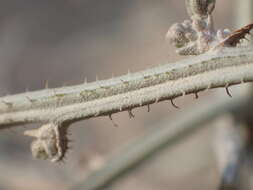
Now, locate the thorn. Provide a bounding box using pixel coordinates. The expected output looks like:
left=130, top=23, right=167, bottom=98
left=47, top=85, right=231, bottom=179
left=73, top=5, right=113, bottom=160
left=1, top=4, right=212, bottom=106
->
left=128, top=110, right=135, bottom=119
left=66, top=145, right=73, bottom=150
left=100, top=84, right=110, bottom=90
left=225, top=84, right=232, bottom=98
left=109, top=114, right=118, bottom=127
left=195, top=92, right=199, bottom=99
left=171, top=99, right=179, bottom=109
left=244, top=37, right=250, bottom=42
left=94, top=111, right=100, bottom=117
left=45, top=80, right=49, bottom=89
left=120, top=79, right=128, bottom=85
left=96, top=75, right=99, bottom=81
left=147, top=104, right=151, bottom=112
left=26, top=96, right=35, bottom=103
left=206, top=84, right=211, bottom=91
left=2, top=100, right=12, bottom=108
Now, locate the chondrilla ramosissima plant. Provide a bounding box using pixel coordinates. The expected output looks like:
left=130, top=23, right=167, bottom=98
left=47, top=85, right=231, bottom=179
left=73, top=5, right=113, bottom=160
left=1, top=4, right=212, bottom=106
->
left=0, top=0, right=253, bottom=166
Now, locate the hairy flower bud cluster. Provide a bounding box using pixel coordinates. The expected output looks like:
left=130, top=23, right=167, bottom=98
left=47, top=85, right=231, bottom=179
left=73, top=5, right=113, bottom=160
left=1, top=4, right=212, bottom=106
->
left=166, top=0, right=231, bottom=55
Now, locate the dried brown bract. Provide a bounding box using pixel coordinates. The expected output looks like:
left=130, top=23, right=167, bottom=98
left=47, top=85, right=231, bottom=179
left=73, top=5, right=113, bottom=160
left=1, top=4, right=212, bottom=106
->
left=218, top=22, right=253, bottom=47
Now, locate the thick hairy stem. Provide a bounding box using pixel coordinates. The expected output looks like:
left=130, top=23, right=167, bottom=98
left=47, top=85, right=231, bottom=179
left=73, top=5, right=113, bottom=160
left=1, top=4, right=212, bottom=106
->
left=0, top=47, right=253, bottom=128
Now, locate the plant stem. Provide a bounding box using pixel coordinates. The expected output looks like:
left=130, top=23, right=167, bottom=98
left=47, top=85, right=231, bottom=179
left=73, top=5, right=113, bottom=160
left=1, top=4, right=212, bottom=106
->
left=0, top=47, right=253, bottom=128
left=71, top=94, right=249, bottom=190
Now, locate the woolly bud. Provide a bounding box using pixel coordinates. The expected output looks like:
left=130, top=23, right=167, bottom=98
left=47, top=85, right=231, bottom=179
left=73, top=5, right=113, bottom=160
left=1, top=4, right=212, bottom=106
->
left=166, top=23, right=190, bottom=48
left=186, top=0, right=216, bottom=18
left=24, top=123, right=70, bottom=162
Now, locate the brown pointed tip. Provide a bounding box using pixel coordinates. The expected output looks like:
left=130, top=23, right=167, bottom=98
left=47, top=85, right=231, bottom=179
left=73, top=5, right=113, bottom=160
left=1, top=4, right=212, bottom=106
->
left=225, top=86, right=232, bottom=98
left=171, top=99, right=180, bottom=109
left=195, top=92, right=199, bottom=99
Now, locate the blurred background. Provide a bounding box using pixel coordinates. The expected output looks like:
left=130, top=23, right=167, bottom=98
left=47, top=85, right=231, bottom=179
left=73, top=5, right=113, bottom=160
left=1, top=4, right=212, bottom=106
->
left=0, top=0, right=245, bottom=190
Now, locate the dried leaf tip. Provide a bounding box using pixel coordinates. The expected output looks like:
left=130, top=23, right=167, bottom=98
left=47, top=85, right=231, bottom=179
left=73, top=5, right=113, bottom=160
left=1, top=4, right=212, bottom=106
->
left=216, top=22, right=253, bottom=48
